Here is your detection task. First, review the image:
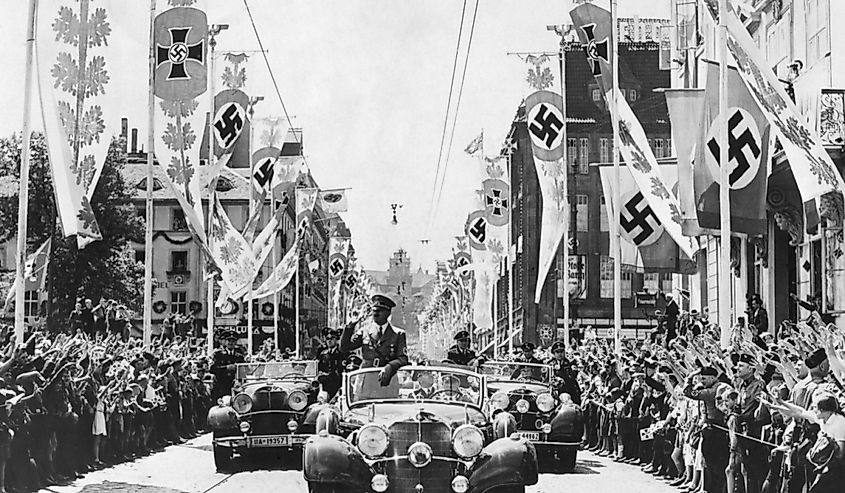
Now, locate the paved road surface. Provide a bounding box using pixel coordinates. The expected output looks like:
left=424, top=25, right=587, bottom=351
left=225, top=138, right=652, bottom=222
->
left=40, top=434, right=679, bottom=493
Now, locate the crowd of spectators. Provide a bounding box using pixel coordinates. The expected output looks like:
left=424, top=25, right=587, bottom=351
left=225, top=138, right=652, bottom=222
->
left=571, top=303, right=845, bottom=493
left=0, top=325, right=214, bottom=493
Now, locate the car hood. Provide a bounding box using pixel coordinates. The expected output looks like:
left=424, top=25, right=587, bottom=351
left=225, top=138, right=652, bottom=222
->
left=344, top=402, right=487, bottom=428
left=487, top=381, right=548, bottom=395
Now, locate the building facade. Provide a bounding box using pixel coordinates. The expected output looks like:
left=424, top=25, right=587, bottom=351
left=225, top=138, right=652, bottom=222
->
left=491, top=39, right=680, bottom=349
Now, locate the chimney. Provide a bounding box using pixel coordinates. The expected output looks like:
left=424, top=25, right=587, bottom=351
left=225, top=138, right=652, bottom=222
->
left=120, top=118, right=128, bottom=152
left=131, top=128, right=138, bottom=154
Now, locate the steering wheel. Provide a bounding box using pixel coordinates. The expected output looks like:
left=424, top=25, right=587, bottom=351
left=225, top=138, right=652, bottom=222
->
left=429, top=389, right=463, bottom=401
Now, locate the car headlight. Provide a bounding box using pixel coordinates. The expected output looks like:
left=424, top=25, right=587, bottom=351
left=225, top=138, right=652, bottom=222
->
left=536, top=393, right=555, bottom=412
left=232, top=393, right=252, bottom=414
left=515, top=399, right=530, bottom=414
left=407, top=441, right=433, bottom=468
left=288, top=390, right=308, bottom=411
left=452, top=424, right=484, bottom=458
left=491, top=392, right=509, bottom=410
left=357, top=424, right=389, bottom=458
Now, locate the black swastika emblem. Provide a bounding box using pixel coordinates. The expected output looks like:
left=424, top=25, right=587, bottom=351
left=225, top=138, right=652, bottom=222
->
left=620, top=192, right=662, bottom=245
left=156, top=27, right=205, bottom=81
left=529, top=104, right=564, bottom=149
left=468, top=217, right=487, bottom=244
left=214, top=103, right=245, bottom=149
left=253, top=158, right=274, bottom=190
left=706, top=108, right=761, bottom=189
left=330, top=258, right=345, bottom=277
left=581, top=23, right=609, bottom=76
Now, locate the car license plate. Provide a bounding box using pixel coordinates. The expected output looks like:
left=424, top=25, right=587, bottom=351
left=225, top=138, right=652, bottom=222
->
left=518, top=431, right=540, bottom=441
left=248, top=435, right=291, bottom=447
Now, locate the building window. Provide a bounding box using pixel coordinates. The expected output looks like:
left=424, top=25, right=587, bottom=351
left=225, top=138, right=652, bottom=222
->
left=135, top=249, right=145, bottom=264
left=599, top=138, right=609, bottom=163
left=621, top=88, right=628, bottom=101
left=24, top=290, right=38, bottom=317
left=661, top=273, right=674, bottom=294
left=170, top=291, right=187, bottom=315
left=600, top=196, right=609, bottom=232
left=592, top=88, right=602, bottom=102
left=170, top=251, right=188, bottom=272
left=600, top=256, right=632, bottom=299
left=567, top=138, right=577, bottom=170
left=628, top=89, right=638, bottom=102
left=666, top=138, right=672, bottom=156
left=654, top=139, right=665, bottom=159
left=171, top=208, right=188, bottom=231
left=578, top=138, right=590, bottom=174
left=806, top=0, right=830, bottom=67
left=643, top=272, right=659, bottom=293
left=575, top=194, right=589, bottom=232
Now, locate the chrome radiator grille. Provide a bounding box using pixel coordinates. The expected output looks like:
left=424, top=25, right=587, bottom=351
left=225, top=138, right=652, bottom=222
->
left=384, top=421, right=453, bottom=493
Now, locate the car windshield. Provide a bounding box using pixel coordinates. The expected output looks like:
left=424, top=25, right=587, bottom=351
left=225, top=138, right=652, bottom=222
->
left=236, top=361, right=317, bottom=381
left=347, top=367, right=482, bottom=406
left=479, top=362, right=551, bottom=384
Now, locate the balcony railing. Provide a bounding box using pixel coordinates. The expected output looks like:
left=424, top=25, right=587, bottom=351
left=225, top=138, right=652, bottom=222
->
left=820, top=89, right=845, bottom=147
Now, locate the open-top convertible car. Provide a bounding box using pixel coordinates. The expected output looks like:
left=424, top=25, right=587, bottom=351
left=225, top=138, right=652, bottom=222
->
left=207, top=360, right=330, bottom=471
left=479, top=361, right=583, bottom=473
left=303, top=365, right=538, bottom=493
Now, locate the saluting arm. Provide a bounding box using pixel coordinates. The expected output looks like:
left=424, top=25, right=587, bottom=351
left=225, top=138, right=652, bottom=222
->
left=340, top=321, right=363, bottom=353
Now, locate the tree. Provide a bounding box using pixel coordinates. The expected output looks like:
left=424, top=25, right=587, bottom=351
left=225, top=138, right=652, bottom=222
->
left=0, top=133, right=144, bottom=327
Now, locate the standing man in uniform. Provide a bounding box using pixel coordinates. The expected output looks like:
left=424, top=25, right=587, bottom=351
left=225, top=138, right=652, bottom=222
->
left=340, top=294, right=408, bottom=386
left=512, top=343, right=543, bottom=380
left=210, top=330, right=245, bottom=400
left=547, top=341, right=581, bottom=404
left=446, top=330, right=485, bottom=367
left=317, top=328, right=347, bottom=399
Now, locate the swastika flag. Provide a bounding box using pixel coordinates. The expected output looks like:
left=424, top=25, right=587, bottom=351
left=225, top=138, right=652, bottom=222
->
left=694, top=60, right=769, bottom=235
left=599, top=164, right=697, bottom=273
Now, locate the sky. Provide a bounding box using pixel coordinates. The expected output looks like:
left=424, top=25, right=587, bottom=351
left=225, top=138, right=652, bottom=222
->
left=0, top=0, right=670, bottom=273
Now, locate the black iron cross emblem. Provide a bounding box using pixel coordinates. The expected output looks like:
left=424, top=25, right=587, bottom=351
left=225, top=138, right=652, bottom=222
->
left=156, top=27, right=205, bottom=81
left=581, top=23, right=609, bottom=76
left=485, top=188, right=509, bottom=217
left=620, top=192, right=662, bottom=245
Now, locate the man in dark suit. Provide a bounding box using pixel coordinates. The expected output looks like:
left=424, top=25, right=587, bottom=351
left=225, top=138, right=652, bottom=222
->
left=340, top=294, right=408, bottom=386
left=317, top=328, right=347, bottom=399
left=210, top=330, right=245, bottom=399
left=446, top=330, right=484, bottom=367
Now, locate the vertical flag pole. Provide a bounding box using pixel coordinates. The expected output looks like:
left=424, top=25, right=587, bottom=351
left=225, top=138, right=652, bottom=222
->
left=611, top=0, right=622, bottom=356
left=14, top=0, right=37, bottom=346
left=507, top=152, right=514, bottom=360
left=272, top=183, right=280, bottom=354
left=205, top=28, right=217, bottom=358
left=557, top=28, right=570, bottom=351
left=247, top=103, right=256, bottom=357
left=142, top=0, right=156, bottom=350
left=295, top=200, right=301, bottom=358
left=718, top=0, right=732, bottom=348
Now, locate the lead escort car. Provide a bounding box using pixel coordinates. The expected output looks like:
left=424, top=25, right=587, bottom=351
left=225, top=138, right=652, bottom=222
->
left=303, top=365, right=538, bottom=493
left=479, top=362, right=583, bottom=473
left=207, top=360, right=330, bottom=471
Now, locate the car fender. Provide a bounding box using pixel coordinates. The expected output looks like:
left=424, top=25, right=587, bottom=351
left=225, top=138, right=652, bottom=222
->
left=207, top=405, right=238, bottom=432
left=303, top=433, right=372, bottom=490
left=468, top=435, right=539, bottom=493
left=549, top=403, right=583, bottom=441
left=492, top=411, right=517, bottom=440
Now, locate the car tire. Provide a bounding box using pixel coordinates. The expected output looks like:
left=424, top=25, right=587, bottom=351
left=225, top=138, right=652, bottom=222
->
left=558, top=447, right=578, bottom=473
left=213, top=445, right=234, bottom=473
left=307, top=483, right=356, bottom=493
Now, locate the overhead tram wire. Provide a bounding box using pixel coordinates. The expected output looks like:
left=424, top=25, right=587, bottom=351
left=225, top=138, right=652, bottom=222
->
left=242, top=0, right=309, bottom=170
left=425, top=0, right=469, bottom=236
left=429, top=0, right=480, bottom=227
